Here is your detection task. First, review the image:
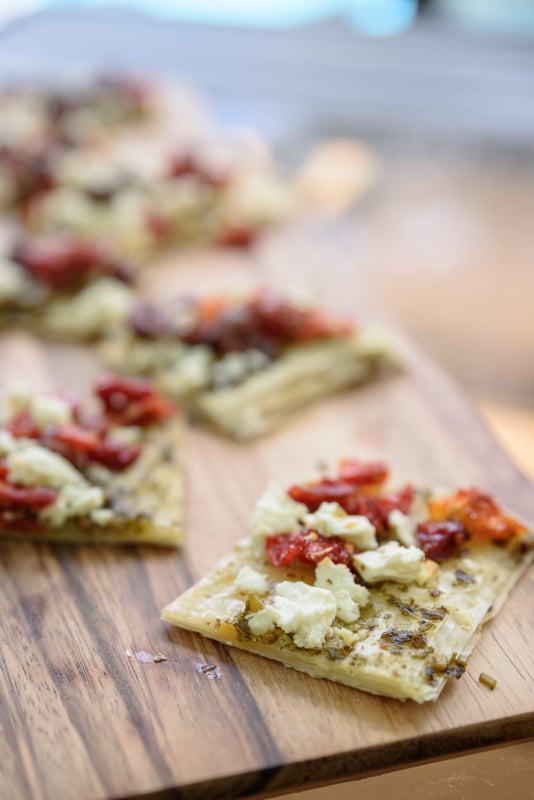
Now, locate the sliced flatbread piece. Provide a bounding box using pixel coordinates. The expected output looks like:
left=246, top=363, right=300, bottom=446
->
left=0, top=376, right=184, bottom=545
left=162, top=461, right=533, bottom=701
left=103, top=290, right=400, bottom=440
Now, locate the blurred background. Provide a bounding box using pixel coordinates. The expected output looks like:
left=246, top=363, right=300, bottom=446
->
left=1, top=1, right=532, bottom=416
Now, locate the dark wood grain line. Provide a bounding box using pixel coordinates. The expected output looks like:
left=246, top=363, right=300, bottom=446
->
left=0, top=669, right=40, bottom=800
left=53, top=548, right=176, bottom=790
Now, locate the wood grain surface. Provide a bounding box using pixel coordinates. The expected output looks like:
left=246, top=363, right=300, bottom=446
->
left=1, top=224, right=533, bottom=800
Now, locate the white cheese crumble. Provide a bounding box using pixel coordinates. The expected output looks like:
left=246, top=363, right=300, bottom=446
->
left=3, top=385, right=72, bottom=429
left=303, top=502, right=377, bottom=550
left=0, top=258, right=26, bottom=304
left=249, top=482, right=308, bottom=539
left=44, top=278, right=134, bottom=337
left=5, top=382, right=32, bottom=416
left=0, top=430, right=15, bottom=456
left=234, top=565, right=269, bottom=595
left=388, top=509, right=416, bottom=547
left=314, top=557, right=370, bottom=623
left=30, top=395, right=73, bottom=429
left=248, top=580, right=336, bottom=649
left=5, top=440, right=109, bottom=527
left=353, top=541, right=427, bottom=585
left=7, top=444, right=86, bottom=489
left=41, top=484, right=105, bottom=527
left=212, top=349, right=270, bottom=389
left=160, top=345, right=213, bottom=396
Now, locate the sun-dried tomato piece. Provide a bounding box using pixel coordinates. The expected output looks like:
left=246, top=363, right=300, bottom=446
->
left=12, top=235, right=104, bottom=291
left=7, top=411, right=41, bottom=439
left=216, top=224, right=257, bottom=249
left=85, top=437, right=141, bottom=470
left=0, top=480, right=58, bottom=510
left=428, top=488, right=527, bottom=543
left=0, top=461, right=8, bottom=480
left=176, top=290, right=354, bottom=357
left=48, top=424, right=141, bottom=471
left=265, top=529, right=357, bottom=570
left=287, top=479, right=357, bottom=511
left=344, top=486, right=415, bottom=532
left=416, top=520, right=470, bottom=562
left=338, top=458, right=389, bottom=487
left=95, top=374, right=176, bottom=426
left=168, top=153, right=229, bottom=189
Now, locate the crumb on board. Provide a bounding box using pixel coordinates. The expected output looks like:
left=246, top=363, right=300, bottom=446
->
left=154, top=652, right=168, bottom=663
left=194, top=661, right=221, bottom=680
left=479, top=672, right=497, bottom=690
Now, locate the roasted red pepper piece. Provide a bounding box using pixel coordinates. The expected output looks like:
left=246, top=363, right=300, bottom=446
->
left=428, top=488, right=527, bottom=543
left=343, top=487, right=415, bottom=532
left=216, top=224, right=257, bottom=249
left=6, top=411, right=41, bottom=439
left=338, top=458, right=389, bottom=487
left=416, top=520, right=470, bottom=562
left=177, top=290, right=354, bottom=357
left=288, top=479, right=357, bottom=511
left=266, top=530, right=357, bottom=570
left=95, top=374, right=176, bottom=426
left=48, top=424, right=141, bottom=471
left=12, top=235, right=104, bottom=291
left=168, top=153, right=229, bottom=189
left=0, top=480, right=58, bottom=510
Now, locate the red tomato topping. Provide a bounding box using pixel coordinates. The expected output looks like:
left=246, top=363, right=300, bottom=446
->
left=7, top=411, right=41, bottom=439
left=48, top=424, right=141, bottom=471
left=288, top=479, right=357, bottom=511
left=0, top=461, right=8, bottom=479
left=287, top=457, right=413, bottom=533
left=216, top=224, right=257, bottom=249
left=168, top=153, right=229, bottom=189
left=416, top=520, right=470, bottom=562
left=12, top=235, right=104, bottom=291
left=428, top=488, right=527, bottom=543
left=95, top=374, right=176, bottom=426
left=0, top=479, right=58, bottom=510
left=265, top=530, right=357, bottom=570
left=338, top=458, right=389, bottom=487
left=179, top=290, right=354, bottom=357
left=343, top=487, right=415, bottom=532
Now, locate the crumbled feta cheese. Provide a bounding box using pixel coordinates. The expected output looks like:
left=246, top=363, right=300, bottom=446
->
left=249, top=482, right=308, bottom=539
left=314, top=557, right=369, bottom=623
left=248, top=580, right=336, bottom=649
left=42, top=484, right=105, bottom=527
left=234, top=565, right=269, bottom=595
left=303, top=501, right=377, bottom=549
left=353, top=541, right=426, bottom=585
left=0, top=430, right=15, bottom=456
left=388, top=509, right=416, bottom=547
left=44, top=278, right=134, bottom=337
left=90, top=507, right=114, bottom=526
left=7, top=443, right=86, bottom=489
left=161, top=345, right=213, bottom=395
left=0, top=258, right=26, bottom=304
left=31, top=395, right=73, bottom=429
left=107, top=425, right=142, bottom=444
left=6, top=382, right=32, bottom=415
left=212, top=349, right=270, bottom=389
left=4, top=439, right=109, bottom=526
left=331, top=626, right=358, bottom=647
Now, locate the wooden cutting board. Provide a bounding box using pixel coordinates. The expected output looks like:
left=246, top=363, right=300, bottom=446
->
left=1, top=223, right=533, bottom=800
